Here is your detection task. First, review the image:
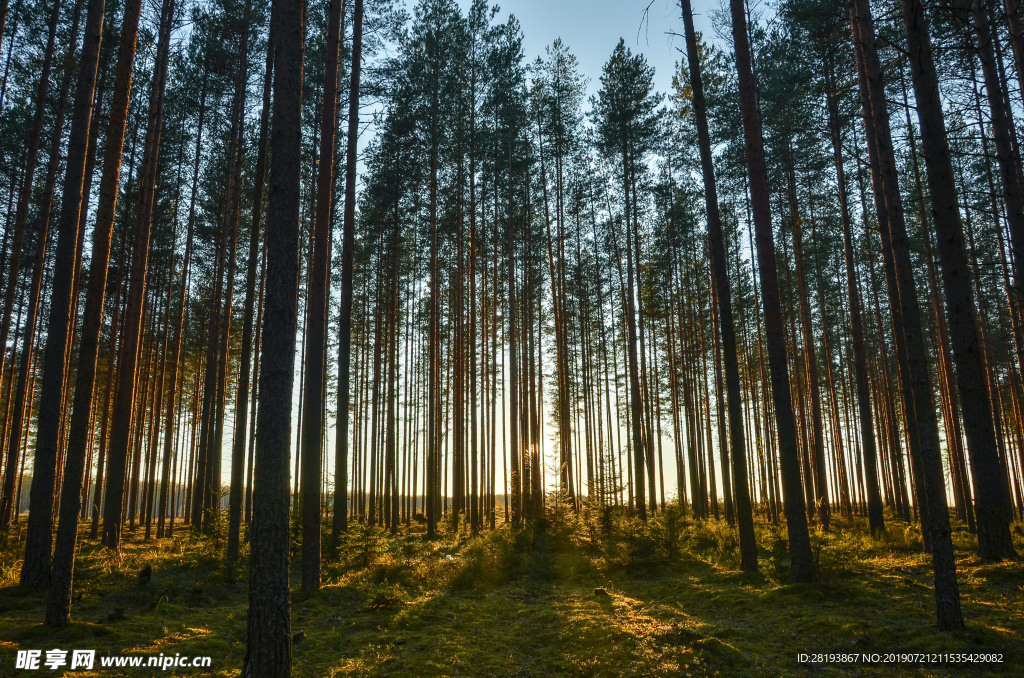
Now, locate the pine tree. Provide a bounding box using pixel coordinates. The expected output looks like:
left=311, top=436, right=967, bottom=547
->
left=679, top=0, right=757, bottom=571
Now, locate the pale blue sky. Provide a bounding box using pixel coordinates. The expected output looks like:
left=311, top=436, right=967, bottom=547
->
left=442, top=0, right=721, bottom=104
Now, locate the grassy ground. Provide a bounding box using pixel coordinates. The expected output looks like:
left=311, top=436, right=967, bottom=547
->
left=0, top=505, right=1021, bottom=677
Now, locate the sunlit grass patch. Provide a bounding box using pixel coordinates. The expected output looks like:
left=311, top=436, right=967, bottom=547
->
left=0, top=509, right=1019, bottom=676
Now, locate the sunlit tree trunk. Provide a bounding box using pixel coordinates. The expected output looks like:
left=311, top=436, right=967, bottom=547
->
left=786, top=150, right=829, bottom=530
left=824, top=55, right=883, bottom=533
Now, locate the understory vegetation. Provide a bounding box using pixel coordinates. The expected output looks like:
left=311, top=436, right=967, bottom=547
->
left=1, top=505, right=1021, bottom=677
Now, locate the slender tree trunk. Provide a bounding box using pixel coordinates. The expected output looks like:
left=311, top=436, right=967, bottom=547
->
left=0, top=0, right=80, bottom=530
left=90, top=231, right=127, bottom=537
left=228, top=10, right=273, bottom=559
left=18, top=0, right=107, bottom=588
left=619, top=142, right=647, bottom=521
left=0, top=0, right=63, bottom=453
left=49, top=0, right=169, bottom=623
left=507, top=141, right=521, bottom=528
left=972, top=0, right=1024, bottom=324
left=729, top=0, right=814, bottom=582
left=246, top=240, right=267, bottom=527
left=298, top=0, right=341, bottom=590
left=468, top=37, right=479, bottom=534
left=94, top=0, right=159, bottom=551
left=681, top=0, right=756, bottom=569
left=242, top=0, right=303, bottom=669
left=207, top=14, right=250, bottom=523
left=824, top=55, right=884, bottom=534
left=191, top=226, right=224, bottom=525
left=333, top=0, right=362, bottom=545
left=903, top=0, right=1015, bottom=560
left=786, top=151, right=830, bottom=530
left=851, top=0, right=963, bottom=629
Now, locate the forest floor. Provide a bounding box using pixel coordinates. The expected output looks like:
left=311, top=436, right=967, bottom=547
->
left=0, top=507, right=1022, bottom=677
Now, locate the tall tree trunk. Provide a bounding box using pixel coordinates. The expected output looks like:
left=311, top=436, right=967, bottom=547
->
left=206, top=11, right=251, bottom=524
left=18, top=0, right=108, bottom=588
left=90, top=230, right=127, bottom=537
left=0, top=0, right=63, bottom=456
left=299, top=0, right=341, bottom=590
left=50, top=0, right=169, bottom=623
left=903, top=0, right=1015, bottom=560
left=1004, top=0, right=1024, bottom=107
left=824, top=54, right=884, bottom=534
left=245, top=238, right=268, bottom=527
left=0, top=0, right=80, bottom=530
left=786, top=151, right=830, bottom=530
left=973, top=0, right=1024, bottom=324
left=228, top=8, right=273, bottom=559
left=468, top=27, right=479, bottom=534
left=94, top=0, right=159, bottom=551
left=851, top=0, right=963, bottom=630
left=621, top=144, right=647, bottom=521
left=158, top=59, right=207, bottom=536
left=333, top=0, right=362, bottom=545
left=729, top=0, right=815, bottom=582
left=191, top=227, right=224, bottom=525
left=507, top=141, right=521, bottom=528
left=242, top=0, right=303, bottom=668
left=681, top=0, right=756, bottom=570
